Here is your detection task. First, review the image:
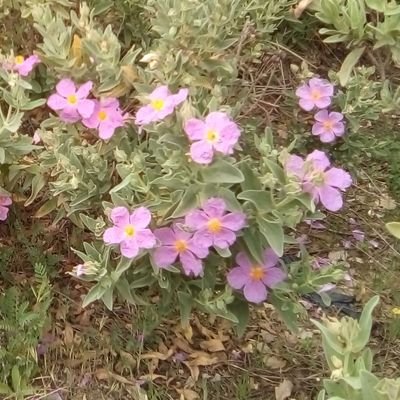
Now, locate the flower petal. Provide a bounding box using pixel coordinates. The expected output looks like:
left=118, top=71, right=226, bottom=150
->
left=203, top=197, right=226, bottom=217
left=0, top=205, right=9, bottom=221
left=221, top=212, right=246, bottom=231
left=190, top=140, right=214, bottom=164
left=235, top=252, right=252, bottom=269
left=185, top=210, right=208, bottom=229
left=110, top=207, right=130, bottom=227
left=153, top=246, right=178, bottom=267
left=171, top=88, right=188, bottom=105
left=192, top=229, right=213, bottom=249
left=324, top=168, right=352, bottom=189
left=319, top=132, right=336, bottom=143
left=136, top=229, right=156, bottom=249
left=213, top=228, right=236, bottom=249
left=77, top=99, right=95, bottom=118
left=243, top=281, right=268, bottom=303
left=262, top=248, right=279, bottom=268
left=0, top=196, right=12, bottom=206
left=329, top=112, right=344, bottom=122
left=154, top=227, right=176, bottom=245
left=332, top=122, right=345, bottom=136
left=286, top=155, right=305, bottom=177
left=263, top=267, right=286, bottom=287
left=227, top=267, right=250, bottom=290
left=295, top=84, right=312, bottom=99
left=314, top=109, right=329, bottom=122
left=103, top=227, right=124, bottom=244
left=56, top=79, right=76, bottom=96
left=135, top=105, right=157, bottom=125
left=98, top=122, right=116, bottom=140
left=187, top=240, right=209, bottom=258
left=312, top=122, right=326, bottom=136
left=318, top=185, right=343, bottom=211
left=47, top=94, right=68, bottom=111
left=130, top=207, right=152, bottom=228
left=148, top=85, right=170, bottom=100
left=120, top=239, right=139, bottom=258
left=76, top=81, right=93, bottom=98
left=307, top=150, right=330, bottom=171
left=180, top=251, right=203, bottom=276
left=299, top=98, right=315, bottom=111
left=184, top=118, right=206, bottom=141
left=315, top=96, right=331, bottom=109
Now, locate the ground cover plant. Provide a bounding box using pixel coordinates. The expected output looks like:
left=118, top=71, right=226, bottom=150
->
left=1, top=0, right=400, bottom=399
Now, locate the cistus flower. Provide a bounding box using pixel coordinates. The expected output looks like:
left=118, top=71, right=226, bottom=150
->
left=0, top=195, right=12, bottom=221
left=47, top=79, right=96, bottom=123
left=296, top=78, right=334, bottom=111
left=285, top=150, right=352, bottom=212
left=185, top=198, right=246, bottom=249
left=227, top=249, right=286, bottom=303
left=82, top=98, right=125, bottom=140
left=184, top=111, right=241, bottom=165
left=153, top=224, right=209, bottom=276
left=312, top=110, right=345, bottom=143
left=135, top=85, right=188, bottom=125
left=103, top=206, right=156, bottom=258
left=11, top=54, right=40, bottom=76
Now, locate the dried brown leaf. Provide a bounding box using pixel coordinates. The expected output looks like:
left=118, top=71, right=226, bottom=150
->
left=63, top=323, right=74, bottom=345
left=176, top=389, right=200, bottom=400
left=188, top=352, right=219, bottom=367
left=293, top=0, right=314, bottom=18
left=200, top=339, right=225, bottom=352
left=275, top=379, right=293, bottom=400
left=265, top=356, right=287, bottom=369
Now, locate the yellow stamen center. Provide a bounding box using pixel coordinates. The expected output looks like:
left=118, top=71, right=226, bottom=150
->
left=174, top=239, right=188, bottom=253
left=311, top=89, right=321, bottom=100
left=206, top=129, right=219, bottom=143
left=151, top=99, right=165, bottom=111
left=124, top=225, right=135, bottom=237
left=207, top=218, right=222, bottom=233
left=249, top=266, right=265, bottom=281
left=67, top=95, right=78, bottom=105
left=323, top=120, right=333, bottom=130
left=312, top=171, right=326, bottom=186
left=15, top=55, right=24, bottom=65
left=98, top=110, right=107, bottom=121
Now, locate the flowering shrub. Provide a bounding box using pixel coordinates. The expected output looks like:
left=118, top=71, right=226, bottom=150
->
left=0, top=1, right=349, bottom=332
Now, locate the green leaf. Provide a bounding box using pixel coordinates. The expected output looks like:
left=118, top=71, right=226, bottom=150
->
left=201, top=159, right=244, bottom=183
left=386, top=222, right=400, bottom=239
left=264, top=159, right=286, bottom=183
left=25, top=174, right=46, bottom=206
left=11, top=366, right=21, bottom=392
left=0, top=383, right=11, bottom=394
left=34, top=198, right=58, bottom=218
left=338, top=47, right=365, bottom=87
left=228, top=298, right=249, bottom=338
left=102, top=287, right=114, bottom=311
left=239, top=162, right=261, bottom=191
left=116, top=278, right=135, bottom=304
left=238, top=190, right=274, bottom=211
left=114, top=257, right=134, bottom=278
left=177, top=291, right=193, bottom=327
left=360, top=370, right=380, bottom=400
left=242, top=229, right=264, bottom=264
left=171, top=185, right=198, bottom=218
left=82, top=283, right=107, bottom=308
left=258, top=218, right=284, bottom=256
left=354, top=295, right=379, bottom=352
left=365, top=0, right=386, bottom=12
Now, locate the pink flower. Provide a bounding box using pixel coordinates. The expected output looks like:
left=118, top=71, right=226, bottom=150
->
left=11, top=54, right=40, bottom=76
left=296, top=78, right=334, bottom=111
left=153, top=224, right=209, bottom=277
left=0, top=195, right=12, bottom=221
left=32, top=131, right=41, bottom=144
left=185, top=198, right=246, bottom=249
left=286, top=150, right=352, bottom=212
left=184, top=111, right=241, bottom=165
left=82, top=98, right=125, bottom=140
left=103, top=206, right=156, bottom=258
left=312, top=110, right=345, bottom=143
left=135, top=85, right=188, bottom=125
left=47, top=79, right=96, bottom=123
left=227, top=249, right=286, bottom=303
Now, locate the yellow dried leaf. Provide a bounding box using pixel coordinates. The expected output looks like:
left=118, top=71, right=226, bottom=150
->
left=183, top=361, right=200, bottom=381
left=199, top=339, right=225, bottom=352
left=188, top=352, right=219, bottom=367
left=265, top=355, right=287, bottom=369
left=121, top=64, right=138, bottom=86
left=95, top=368, right=110, bottom=381
left=293, top=0, right=314, bottom=18
left=275, top=379, right=293, bottom=400
left=174, top=337, right=194, bottom=353
left=176, top=389, right=200, bottom=400
left=70, top=34, right=83, bottom=65
left=140, top=348, right=174, bottom=361
left=63, top=323, right=74, bottom=345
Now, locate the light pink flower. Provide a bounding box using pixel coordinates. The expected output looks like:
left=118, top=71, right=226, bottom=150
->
left=185, top=198, right=246, bottom=249
left=135, top=85, right=188, bottom=125
left=285, top=150, right=352, bottom=212
left=103, top=206, right=156, bottom=258
left=184, top=111, right=241, bottom=165
left=0, top=195, right=12, bottom=221
left=153, top=224, right=209, bottom=277
left=312, top=110, right=345, bottom=143
left=227, top=249, right=286, bottom=303
left=11, top=54, right=40, bottom=76
left=82, top=98, right=124, bottom=140
left=32, top=131, right=41, bottom=144
left=47, top=79, right=96, bottom=123
left=296, top=78, right=334, bottom=111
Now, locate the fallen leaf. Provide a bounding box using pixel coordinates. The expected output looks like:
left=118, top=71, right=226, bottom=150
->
left=69, top=34, right=83, bottom=66
left=174, top=336, right=194, bottom=353
left=188, top=353, right=219, bottom=367
left=265, top=356, right=287, bottom=369
left=176, top=389, right=200, bottom=400
left=63, top=323, right=74, bottom=345
left=200, top=339, right=225, bottom=352
left=140, top=348, right=174, bottom=361
left=183, top=361, right=200, bottom=381
left=293, top=0, right=314, bottom=18
left=275, top=379, right=293, bottom=400
left=95, top=368, right=111, bottom=381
